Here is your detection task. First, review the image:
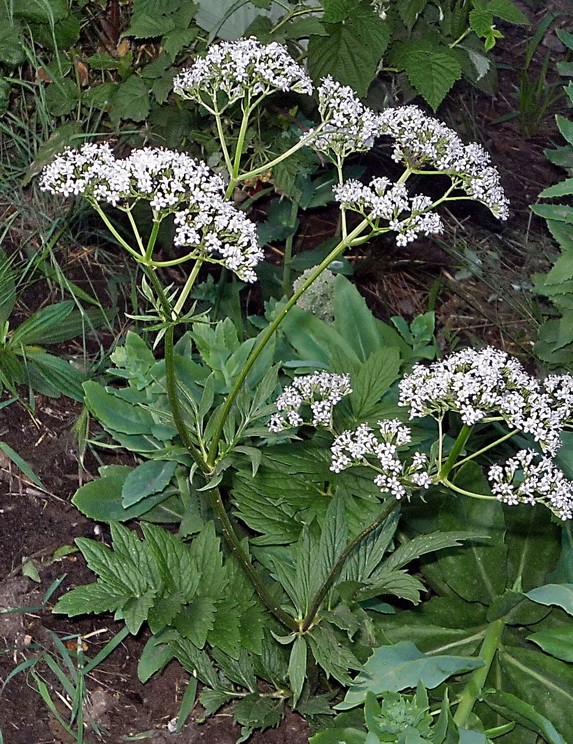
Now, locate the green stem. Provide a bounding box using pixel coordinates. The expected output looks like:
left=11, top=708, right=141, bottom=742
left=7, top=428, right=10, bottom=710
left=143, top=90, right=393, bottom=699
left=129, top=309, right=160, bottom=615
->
left=213, top=108, right=234, bottom=176
left=441, top=478, right=496, bottom=501
left=237, top=121, right=326, bottom=183
left=209, top=488, right=298, bottom=631
left=281, top=198, right=300, bottom=297
left=127, top=209, right=146, bottom=256
left=335, top=157, right=347, bottom=239
left=206, top=217, right=370, bottom=467
left=172, top=258, right=204, bottom=318
left=449, top=27, right=471, bottom=49
left=438, top=424, right=472, bottom=480
left=93, top=206, right=142, bottom=262
left=232, top=97, right=253, bottom=180
left=145, top=220, right=161, bottom=262
left=453, top=619, right=505, bottom=727
left=164, top=324, right=210, bottom=473
left=270, top=5, right=322, bottom=35
left=451, top=429, right=518, bottom=471
left=301, top=498, right=400, bottom=632
left=141, top=264, right=173, bottom=319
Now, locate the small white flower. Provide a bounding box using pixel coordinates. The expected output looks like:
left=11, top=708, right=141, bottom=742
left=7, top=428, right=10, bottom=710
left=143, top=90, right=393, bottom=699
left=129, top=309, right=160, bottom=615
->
left=308, top=76, right=382, bottom=159
left=268, top=372, right=352, bottom=432
left=334, top=177, right=444, bottom=244
left=378, top=106, right=509, bottom=220
left=173, top=37, right=313, bottom=109
left=330, top=420, right=431, bottom=499
left=488, top=449, right=573, bottom=520
left=398, top=348, right=571, bottom=455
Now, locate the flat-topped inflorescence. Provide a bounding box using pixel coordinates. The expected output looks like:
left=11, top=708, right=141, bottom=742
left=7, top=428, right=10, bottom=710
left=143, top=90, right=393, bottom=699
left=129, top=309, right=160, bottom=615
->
left=398, top=347, right=573, bottom=455
left=268, top=372, right=352, bottom=432
left=378, top=105, right=509, bottom=220
left=308, top=76, right=382, bottom=160
left=330, top=420, right=432, bottom=499
left=489, top=449, right=573, bottom=521
left=40, top=144, right=225, bottom=215
left=173, top=37, right=313, bottom=110
left=334, top=177, right=444, bottom=245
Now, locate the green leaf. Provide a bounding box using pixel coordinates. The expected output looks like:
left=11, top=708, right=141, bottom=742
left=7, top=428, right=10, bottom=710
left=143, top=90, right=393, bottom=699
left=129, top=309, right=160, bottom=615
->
left=120, top=589, right=156, bottom=634
left=0, top=23, right=25, bottom=67
left=122, top=459, right=178, bottom=507
left=484, top=691, right=566, bottom=744
left=174, top=596, right=217, bottom=648
left=338, top=641, right=483, bottom=709
left=525, top=584, right=573, bottom=615
left=333, top=274, right=408, bottom=361
left=469, top=6, right=494, bottom=37
left=13, top=0, right=68, bottom=23
left=310, top=726, right=367, bottom=744
left=527, top=627, right=573, bottom=662
left=110, top=75, right=150, bottom=122
left=53, top=583, right=129, bottom=616
left=83, top=381, right=156, bottom=436
left=195, top=0, right=281, bottom=41
left=556, top=114, right=573, bottom=147
left=288, top=636, right=307, bottom=707
left=233, top=692, right=283, bottom=732
left=487, top=0, right=529, bottom=24
left=307, top=623, right=362, bottom=685
left=350, top=348, right=401, bottom=419
left=390, top=40, right=462, bottom=111
left=397, top=0, right=427, bottom=29
left=73, top=470, right=175, bottom=522
left=201, top=688, right=234, bottom=717
left=285, top=16, right=327, bottom=38
left=307, top=3, right=391, bottom=98
left=433, top=468, right=507, bottom=604
left=24, top=351, right=87, bottom=401
left=499, top=647, right=573, bottom=742
left=141, top=523, right=199, bottom=601
left=125, top=13, right=175, bottom=38
left=505, top=505, right=561, bottom=591
left=540, top=178, right=573, bottom=198
left=138, top=634, right=174, bottom=683
left=45, top=78, right=79, bottom=117
left=0, top=441, right=45, bottom=489
left=10, top=301, right=75, bottom=346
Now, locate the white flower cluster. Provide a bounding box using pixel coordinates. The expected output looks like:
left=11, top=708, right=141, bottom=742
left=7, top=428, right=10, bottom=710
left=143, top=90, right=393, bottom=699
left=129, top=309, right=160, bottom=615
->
left=173, top=37, right=313, bottom=108
left=40, top=142, right=131, bottom=206
left=268, top=372, right=352, bottom=432
left=378, top=106, right=509, bottom=220
left=399, top=348, right=573, bottom=455
left=330, top=420, right=432, bottom=499
left=334, top=177, right=443, bottom=246
left=308, top=76, right=381, bottom=159
left=293, top=267, right=336, bottom=322
left=40, top=144, right=225, bottom=213
left=371, top=0, right=389, bottom=19
left=40, top=144, right=264, bottom=282
left=488, top=449, right=573, bottom=521
left=174, top=200, right=262, bottom=282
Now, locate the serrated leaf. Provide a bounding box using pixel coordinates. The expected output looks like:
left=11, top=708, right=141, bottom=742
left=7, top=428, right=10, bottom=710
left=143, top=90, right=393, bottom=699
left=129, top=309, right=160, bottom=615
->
left=233, top=692, right=283, bottom=731
left=307, top=4, right=390, bottom=98
left=168, top=634, right=220, bottom=689
left=380, top=531, right=486, bottom=574
left=307, top=623, right=362, bottom=685
left=390, top=40, right=462, bottom=111
left=53, top=583, right=129, bottom=616
left=122, top=459, right=177, bottom=507
left=288, top=636, right=307, bottom=707
left=141, top=523, right=199, bottom=601
left=110, top=75, right=150, bottom=122
left=469, top=7, right=494, bottom=36
left=398, top=0, right=427, bottom=29
left=125, top=12, right=175, bottom=38
left=174, top=596, right=217, bottom=647
left=120, top=590, right=156, bottom=634
left=13, top=0, right=68, bottom=23
left=540, top=178, right=573, bottom=198
left=487, top=0, right=529, bottom=24
left=338, top=641, right=483, bottom=709
left=350, top=348, right=400, bottom=419
left=84, top=381, right=155, bottom=436
left=201, top=688, right=234, bottom=717
left=75, top=536, right=151, bottom=597
left=556, top=114, right=573, bottom=147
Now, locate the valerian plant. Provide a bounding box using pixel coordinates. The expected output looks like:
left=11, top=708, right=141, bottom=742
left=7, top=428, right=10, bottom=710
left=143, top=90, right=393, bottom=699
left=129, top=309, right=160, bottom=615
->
left=39, top=38, right=572, bottom=742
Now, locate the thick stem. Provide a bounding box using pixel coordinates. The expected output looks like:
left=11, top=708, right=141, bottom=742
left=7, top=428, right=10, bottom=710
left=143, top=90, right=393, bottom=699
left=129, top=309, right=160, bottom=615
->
left=453, top=618, right=505, bottom=727
left=144, top=220, right=161, bottom=262
left=206, top=217, right=370, bottom=467
left=438, top=424, right=472, bottom=481
left=300, top=498, right=400, bottom=632
left=232, top=96, right=252, bottom=180
left=209, top=488, right=299, bottom=631
left=164, top=324, right=210, bottom=473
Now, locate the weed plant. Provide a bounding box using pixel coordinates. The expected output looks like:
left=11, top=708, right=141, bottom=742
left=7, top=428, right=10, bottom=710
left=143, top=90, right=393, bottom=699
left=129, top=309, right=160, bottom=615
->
left=21, top=37, right=573, bottom=744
